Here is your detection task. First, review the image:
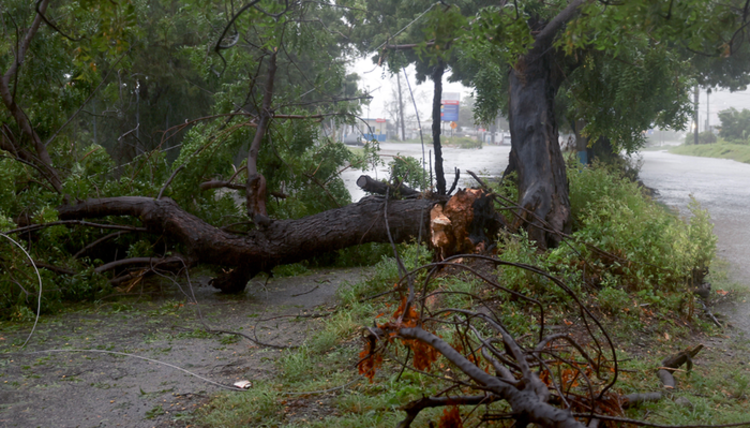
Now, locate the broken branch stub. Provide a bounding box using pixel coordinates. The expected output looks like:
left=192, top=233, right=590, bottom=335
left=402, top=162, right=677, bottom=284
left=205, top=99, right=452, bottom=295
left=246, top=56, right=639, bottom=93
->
left=430, top=189, right=502, bottom=259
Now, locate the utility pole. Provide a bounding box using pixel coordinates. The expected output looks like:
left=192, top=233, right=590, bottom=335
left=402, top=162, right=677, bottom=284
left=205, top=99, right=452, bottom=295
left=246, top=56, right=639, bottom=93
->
left=706, top=88, right=711, bottom=133
left=693, top=86, right=699, bottom=145
left=396, top=73, right=406, bottom=141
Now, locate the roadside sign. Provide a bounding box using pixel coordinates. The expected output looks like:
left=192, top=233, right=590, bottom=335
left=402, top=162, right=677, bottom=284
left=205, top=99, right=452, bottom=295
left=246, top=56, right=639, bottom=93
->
left=441, top=92, right=460, bottom=122
left=450, top=121, right=458, bottom=129
left=441, top=103, right=459, bottom=122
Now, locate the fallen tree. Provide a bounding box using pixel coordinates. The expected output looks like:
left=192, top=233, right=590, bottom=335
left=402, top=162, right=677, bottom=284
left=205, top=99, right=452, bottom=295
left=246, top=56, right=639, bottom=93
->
left=54, top=193, right=437, bottom=293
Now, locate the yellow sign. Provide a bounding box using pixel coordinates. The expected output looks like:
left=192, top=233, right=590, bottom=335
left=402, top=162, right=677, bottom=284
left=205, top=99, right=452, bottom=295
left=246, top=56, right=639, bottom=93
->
left=450, top=121, right=457, bottom=129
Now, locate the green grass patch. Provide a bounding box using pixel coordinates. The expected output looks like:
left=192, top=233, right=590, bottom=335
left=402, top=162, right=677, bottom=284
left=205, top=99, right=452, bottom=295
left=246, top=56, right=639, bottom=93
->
left=443, top=136, right=482, bottom=149
left=667, top=142, right=750, bottom=164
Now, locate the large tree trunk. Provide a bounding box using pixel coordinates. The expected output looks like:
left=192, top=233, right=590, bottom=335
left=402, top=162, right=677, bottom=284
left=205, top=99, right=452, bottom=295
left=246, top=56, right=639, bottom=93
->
left=507, top=37, right=571, bottom=249
left=58, top=195, right=437, bottom=292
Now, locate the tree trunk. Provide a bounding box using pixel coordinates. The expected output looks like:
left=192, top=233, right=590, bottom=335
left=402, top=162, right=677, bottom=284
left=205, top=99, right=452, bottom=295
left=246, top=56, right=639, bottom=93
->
left=397, top=72, right=406, bottom=141
left=432, top=60, right=446, bottom=195
left=246, top=50, right=277, bottom=226
left=507, top=40, right=571, bottom=249
left=58, top=195, right=437, bottom=292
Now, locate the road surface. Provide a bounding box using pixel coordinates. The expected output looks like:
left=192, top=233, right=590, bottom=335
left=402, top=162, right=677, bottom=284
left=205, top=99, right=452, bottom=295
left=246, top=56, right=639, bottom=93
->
left=639, top=150, right=750, bottom=287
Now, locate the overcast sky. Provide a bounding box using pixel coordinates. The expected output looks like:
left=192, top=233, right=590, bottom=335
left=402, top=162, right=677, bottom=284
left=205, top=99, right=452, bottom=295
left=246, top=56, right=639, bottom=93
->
left=350, top=57, right=470, bottom=121
left=699, top=88, right=750, bottom=131
left=350, top=56, right=750, bottom=132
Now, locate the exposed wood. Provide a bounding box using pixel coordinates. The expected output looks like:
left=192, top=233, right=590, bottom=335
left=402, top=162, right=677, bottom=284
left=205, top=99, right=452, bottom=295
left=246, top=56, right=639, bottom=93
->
left=430, top=189, right=504, bottom=259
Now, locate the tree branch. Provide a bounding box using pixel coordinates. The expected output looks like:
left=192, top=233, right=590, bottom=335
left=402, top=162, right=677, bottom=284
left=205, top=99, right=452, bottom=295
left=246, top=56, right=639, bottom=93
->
left=394, top=327, right=586, bottom=428
left=199, top=180, right=246, bottom=191
left=535, top=0, right=586, bottom=47
left=246, top=49, right=278, bottom=223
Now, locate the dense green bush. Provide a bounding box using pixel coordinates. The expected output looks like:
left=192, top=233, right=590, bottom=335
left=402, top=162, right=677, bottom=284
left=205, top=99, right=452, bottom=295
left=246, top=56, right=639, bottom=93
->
left=496, top=160, right=716, bottom=318
left=683, top=131, right=718, bottom=145
left=569, top=161, right=715, bottom=291
left=0, top=118, right=375, bottom=319
left=718, top=107, right=750, bottom=144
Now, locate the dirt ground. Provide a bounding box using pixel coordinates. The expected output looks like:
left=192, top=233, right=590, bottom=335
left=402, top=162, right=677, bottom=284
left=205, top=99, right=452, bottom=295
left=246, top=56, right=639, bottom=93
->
left=0, top=268, right=368, bottom=428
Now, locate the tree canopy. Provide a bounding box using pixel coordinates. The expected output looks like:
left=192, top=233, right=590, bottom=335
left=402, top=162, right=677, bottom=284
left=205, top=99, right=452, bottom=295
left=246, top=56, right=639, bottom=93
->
left=718, top=107, right=750, bottom=143
left=3, top=0, right=750, bottom=307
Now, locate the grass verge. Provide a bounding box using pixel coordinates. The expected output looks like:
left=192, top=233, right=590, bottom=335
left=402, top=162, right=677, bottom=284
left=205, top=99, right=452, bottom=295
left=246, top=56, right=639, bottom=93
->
left=667, top=142, right=750, bottom=164
left=189, top=161, right=749, bottom=427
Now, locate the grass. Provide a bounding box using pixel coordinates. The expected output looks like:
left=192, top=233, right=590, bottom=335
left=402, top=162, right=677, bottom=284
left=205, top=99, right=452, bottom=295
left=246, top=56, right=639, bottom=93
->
left=667, top=141, right=750, bottom=164
left=195, top=243, right=735, bottom=427
left=186, top=253, right=750, bottom=428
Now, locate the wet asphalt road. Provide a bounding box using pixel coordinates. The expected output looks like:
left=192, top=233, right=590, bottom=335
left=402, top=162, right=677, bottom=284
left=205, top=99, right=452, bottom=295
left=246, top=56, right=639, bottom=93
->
left=639, top=150, right=750, bottom=287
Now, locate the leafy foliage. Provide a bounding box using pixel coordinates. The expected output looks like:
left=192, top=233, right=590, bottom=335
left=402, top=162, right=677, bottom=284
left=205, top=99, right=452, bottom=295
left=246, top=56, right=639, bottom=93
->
left=684, top=131, right=718, bottom=145
left=0, top=0, right=378, bottom=317
left=718, top=108, right=750, bottom=144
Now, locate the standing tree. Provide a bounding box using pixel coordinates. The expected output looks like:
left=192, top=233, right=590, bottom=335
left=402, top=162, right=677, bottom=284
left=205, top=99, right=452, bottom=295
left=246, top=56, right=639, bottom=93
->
left=457, top=0, right=750, bottom=248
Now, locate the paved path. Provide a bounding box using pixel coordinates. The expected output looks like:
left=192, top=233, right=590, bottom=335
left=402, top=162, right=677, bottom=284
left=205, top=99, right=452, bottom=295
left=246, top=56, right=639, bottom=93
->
left=639, top=150, right=750, bottom=286
left=639, top=150, right=750, bottom=332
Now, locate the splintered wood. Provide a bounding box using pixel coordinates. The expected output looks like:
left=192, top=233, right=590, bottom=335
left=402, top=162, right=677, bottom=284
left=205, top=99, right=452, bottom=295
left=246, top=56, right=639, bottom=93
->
left=430, top=189, right=494, bottom=260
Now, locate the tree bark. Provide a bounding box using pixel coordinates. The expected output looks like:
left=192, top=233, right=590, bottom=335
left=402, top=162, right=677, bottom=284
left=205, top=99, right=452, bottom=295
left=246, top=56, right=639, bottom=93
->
left=246, top=50, right=277, bottom=226
left=506, top=2, right=585, bottom=248
left=397, top=72, right=406, bottom=141
left=58, top=195, right=437, bottom=292
left=508, top=45, right=571, bottom=248
left=432, top=60, right=446, bottom=195
left=356, top=175, right=420, bottom=198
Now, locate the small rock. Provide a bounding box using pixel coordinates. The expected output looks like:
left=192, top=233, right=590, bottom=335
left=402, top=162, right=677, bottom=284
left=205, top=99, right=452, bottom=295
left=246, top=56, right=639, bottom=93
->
left=674, top=396, right=693, bottom=409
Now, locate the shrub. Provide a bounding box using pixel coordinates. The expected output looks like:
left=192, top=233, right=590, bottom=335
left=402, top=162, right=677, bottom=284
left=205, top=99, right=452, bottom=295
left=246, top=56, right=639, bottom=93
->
left=568, top=161, right=716, bottom=295
left=683, top=131, right=718, bottom=145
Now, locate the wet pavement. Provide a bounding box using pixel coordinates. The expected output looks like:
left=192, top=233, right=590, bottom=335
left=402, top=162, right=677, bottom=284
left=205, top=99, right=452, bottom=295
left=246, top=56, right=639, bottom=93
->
left=639, top=150, right=750, bottom=287
left=342, top=142, right=511, bottom=201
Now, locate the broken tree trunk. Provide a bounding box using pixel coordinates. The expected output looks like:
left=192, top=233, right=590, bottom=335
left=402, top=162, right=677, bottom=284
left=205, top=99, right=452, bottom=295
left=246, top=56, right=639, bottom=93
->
left=430, top=188, right=502, bottom=260
left=58, top=195, right=437, bottom=293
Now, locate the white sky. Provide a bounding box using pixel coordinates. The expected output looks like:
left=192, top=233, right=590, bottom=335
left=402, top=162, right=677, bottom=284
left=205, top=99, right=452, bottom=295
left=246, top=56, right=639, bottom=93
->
left=350, top=56, right=750, bottom=132
left=698, top=88, right=750, bottom=132
left=349, top=57, right=471, bottom=121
